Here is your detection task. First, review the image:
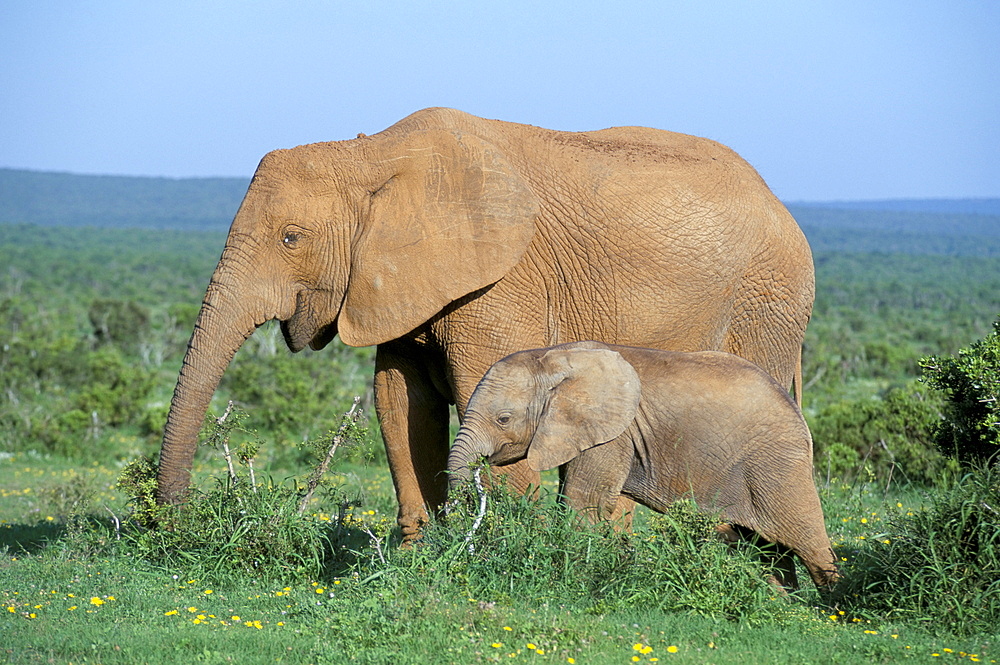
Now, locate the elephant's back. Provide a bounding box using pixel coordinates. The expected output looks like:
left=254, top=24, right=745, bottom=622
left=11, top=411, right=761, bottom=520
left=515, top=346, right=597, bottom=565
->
left=620, top=347, right=802, bottom=417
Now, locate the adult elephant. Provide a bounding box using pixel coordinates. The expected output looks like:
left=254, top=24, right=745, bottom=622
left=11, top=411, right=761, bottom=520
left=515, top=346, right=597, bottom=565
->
left=156, top=107, right=814, bottom=541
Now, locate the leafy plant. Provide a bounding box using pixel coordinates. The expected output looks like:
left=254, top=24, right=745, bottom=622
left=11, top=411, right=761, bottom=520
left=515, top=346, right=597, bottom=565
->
left=416, top=477, right=795, bottom=624
left=837, top=464, right=1000, bottom=636
left=114, top=401, right=371, bottom=584
left=921, top=316, right=1000, bottom=466
left=88, top=298, right=151, bottom=350
left=809, top=380, right=955, bottom=486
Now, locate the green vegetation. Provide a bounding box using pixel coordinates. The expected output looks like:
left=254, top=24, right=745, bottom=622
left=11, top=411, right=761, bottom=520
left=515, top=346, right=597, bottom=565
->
left=921, top=318, right=1000, bottom=466
left=3, top=181, right=1000, bottom=661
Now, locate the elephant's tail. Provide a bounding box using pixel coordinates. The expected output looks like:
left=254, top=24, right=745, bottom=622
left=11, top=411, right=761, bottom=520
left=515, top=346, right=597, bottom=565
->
left=793, top=349, right=803, bottom=408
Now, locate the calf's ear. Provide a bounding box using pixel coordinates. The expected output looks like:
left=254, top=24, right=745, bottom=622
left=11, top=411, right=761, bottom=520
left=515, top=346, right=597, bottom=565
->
left=526, top=347, right=641, bottom=471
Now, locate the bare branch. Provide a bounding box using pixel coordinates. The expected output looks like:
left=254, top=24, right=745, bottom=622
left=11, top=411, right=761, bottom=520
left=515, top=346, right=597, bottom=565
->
left=464, top=466, right=488, bottom=555
left=297, top=396, right=363, bottom=514
left=216, top=401, right=238, bottom=488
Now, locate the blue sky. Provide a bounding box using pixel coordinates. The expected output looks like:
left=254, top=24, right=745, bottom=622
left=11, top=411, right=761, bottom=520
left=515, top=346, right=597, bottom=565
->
left=1, top=1, right=997, bottom=201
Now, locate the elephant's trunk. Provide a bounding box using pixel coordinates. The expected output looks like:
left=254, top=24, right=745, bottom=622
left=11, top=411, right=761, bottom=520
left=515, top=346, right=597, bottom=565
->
left=156, top=268, right=272, bottom=504
left=447, top=427, right=493, bottom=492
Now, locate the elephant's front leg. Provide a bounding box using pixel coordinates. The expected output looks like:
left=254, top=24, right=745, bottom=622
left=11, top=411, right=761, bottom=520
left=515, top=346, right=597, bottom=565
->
left=560, top=443, right=633, bottom=524
left=374, top=343, right=451, bottom=543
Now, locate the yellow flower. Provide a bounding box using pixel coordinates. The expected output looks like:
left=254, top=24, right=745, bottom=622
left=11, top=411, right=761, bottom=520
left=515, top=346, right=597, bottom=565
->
left=632, top=657, right=640, bottom=662
left=203, top=589, right=213, bottom=595
left=642, top=646, right=653, bottom=654
left=527, top=643, right=537, bottom=650
left=89, top=597, right=104, bottom=606
left=68, top=606, right=77, bottom=611
left=503, top=626, right=512, bottom=631
left=232, top=615, right=241, bottom=621
left=187, top=606, right=198, bottom=612
left=492, top=643, right=503, bottom=648
left=277, top=622, right=284, bottom=626
left=164, top=610, right=178, bottom=616
left=667, top=646, right=678, bottom=653
left=568, top=659, right=575, bottom=664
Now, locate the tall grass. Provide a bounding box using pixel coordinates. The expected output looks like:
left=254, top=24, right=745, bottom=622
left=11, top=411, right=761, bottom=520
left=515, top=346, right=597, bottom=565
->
left=6, top=437, right=1000, bottom=662
left=837, top=465, right=1000, bottom=635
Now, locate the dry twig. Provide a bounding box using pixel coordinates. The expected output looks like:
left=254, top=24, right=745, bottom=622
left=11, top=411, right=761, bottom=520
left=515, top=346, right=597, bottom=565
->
left=464, top=466, right=488, bottom=555
left=297, top=396, right=363, bottom=514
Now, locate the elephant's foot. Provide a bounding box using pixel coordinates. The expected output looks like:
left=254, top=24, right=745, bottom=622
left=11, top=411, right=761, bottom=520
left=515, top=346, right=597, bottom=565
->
left=397, top=507, right=431, bottom=545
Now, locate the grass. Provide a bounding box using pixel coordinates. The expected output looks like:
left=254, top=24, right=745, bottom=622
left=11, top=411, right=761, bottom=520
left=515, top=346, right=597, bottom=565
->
left=2, top=446, right=999, bottom=664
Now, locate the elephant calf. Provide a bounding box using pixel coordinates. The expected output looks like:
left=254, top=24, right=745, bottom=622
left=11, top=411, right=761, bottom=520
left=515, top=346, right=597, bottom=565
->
left=447, top=341, right=840, bottom=590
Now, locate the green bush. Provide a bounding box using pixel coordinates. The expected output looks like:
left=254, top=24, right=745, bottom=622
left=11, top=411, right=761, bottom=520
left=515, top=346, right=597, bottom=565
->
left=809, top=381, right=955, bottom=486
left=1, top=333, right=156, bottom=456
left=921, top=317, right=1000, bottom=466
left=88, top=298, right=151, bottom=350
left=220, top=340, right=377, bottom=461
left=417, top=479, right=800, bottom=624
left=115, top=404, right=373, bottom=583
left=837, top=464, right=1000, bottom=636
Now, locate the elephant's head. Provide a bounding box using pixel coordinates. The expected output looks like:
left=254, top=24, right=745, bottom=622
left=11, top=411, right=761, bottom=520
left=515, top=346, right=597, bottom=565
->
left=447, top=342, right=641, bottom=489
left=157, top=119, right=540, bottom=504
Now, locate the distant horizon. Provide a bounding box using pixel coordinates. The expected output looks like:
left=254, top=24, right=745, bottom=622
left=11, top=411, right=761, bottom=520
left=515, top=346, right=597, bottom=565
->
left=2, top=166, right=998, bottom=208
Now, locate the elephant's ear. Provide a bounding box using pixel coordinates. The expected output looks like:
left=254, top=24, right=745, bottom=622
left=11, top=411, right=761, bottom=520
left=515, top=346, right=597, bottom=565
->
left=526, top=345, right=641, bottom=472
left=338, top=129, right=539, bottom=347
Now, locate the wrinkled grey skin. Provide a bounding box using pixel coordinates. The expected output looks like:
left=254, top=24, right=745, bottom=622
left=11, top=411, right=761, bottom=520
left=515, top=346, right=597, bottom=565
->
left=449, top=341, right=840, bottom=590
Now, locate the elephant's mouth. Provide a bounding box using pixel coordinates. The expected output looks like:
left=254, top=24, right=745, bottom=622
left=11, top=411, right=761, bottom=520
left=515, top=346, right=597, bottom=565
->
left=308, top=320, right=339, bottom=350
left=487, top=446, right=526, bottom=467
left=280, top=318, right=338, bottom=352
left=280, top=288, right=344, bottom=353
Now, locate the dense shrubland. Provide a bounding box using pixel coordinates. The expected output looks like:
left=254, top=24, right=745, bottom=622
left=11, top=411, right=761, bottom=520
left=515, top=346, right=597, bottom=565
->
left=4, top=204, right=1000, bottom=659
left=7, top=221, right=1000, bottom=485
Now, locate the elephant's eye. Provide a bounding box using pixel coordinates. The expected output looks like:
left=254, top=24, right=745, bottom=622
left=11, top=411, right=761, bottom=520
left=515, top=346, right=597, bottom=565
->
left=282, top=230, right=302, bottom=247
left=496, top=414, right=512, bottom=427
